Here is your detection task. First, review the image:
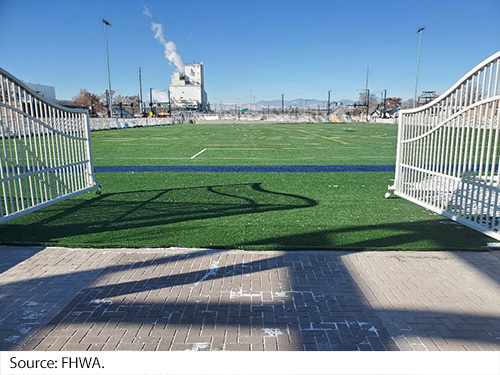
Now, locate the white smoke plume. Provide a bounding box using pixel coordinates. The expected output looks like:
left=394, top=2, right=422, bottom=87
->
left=143, top=6, right=152, bottom=18
left=151, top=22, right=185, bottom=75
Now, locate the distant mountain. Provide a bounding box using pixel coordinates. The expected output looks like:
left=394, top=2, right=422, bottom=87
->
left=337, top=99, right=356, bottom=106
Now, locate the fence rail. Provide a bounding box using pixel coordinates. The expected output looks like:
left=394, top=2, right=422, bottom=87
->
left=389, top=51, right=500, bottom=240
left=0, top=67, right=99, bottom=223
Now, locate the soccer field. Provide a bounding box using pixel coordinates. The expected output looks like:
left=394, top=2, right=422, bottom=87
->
left=91, top=122, right=397, bottom=166
left=0, top=122, right=494, bottom=250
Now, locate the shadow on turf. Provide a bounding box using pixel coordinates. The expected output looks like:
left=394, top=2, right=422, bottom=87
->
left=0, top=181, right=487, bottom=250
left=240, top=221, right=486, bottom=250
left=0, top=182, right=318, bottom=246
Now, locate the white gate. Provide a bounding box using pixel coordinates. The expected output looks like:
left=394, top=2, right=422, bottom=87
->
left=389, top=51, right=500, bottom=240
left=0, top=68, right=100, bottom=223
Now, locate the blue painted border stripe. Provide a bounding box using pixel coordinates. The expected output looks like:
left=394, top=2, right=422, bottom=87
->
left=94, top=165, right=396, bottom=173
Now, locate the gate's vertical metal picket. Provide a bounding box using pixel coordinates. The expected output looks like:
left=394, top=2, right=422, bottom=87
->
left=0, top=67, right=100, bottom=223
left=389, top=51, right=500, bottom=240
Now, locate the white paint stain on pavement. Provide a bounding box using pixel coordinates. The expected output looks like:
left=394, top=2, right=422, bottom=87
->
left=193, top=260, right=220, bottom=286
left=262, top=328, right=283, bottom=337
left=230, top=288, right=261, bottom=299
left=185, top=342, right=210, bottom=351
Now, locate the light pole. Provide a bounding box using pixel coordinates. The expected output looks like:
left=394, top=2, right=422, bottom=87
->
left=414, top=27, right=425, bottom=108
left=138, top=67, right=143, bottom=114
left=102, top=19, right=113, bottom=118
left=365, top=67, right=370, bottom=121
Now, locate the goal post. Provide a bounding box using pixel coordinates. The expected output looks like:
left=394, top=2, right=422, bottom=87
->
left=388, top=51, right=500, bottom=240
left=0, top=67, right=100, bottom=224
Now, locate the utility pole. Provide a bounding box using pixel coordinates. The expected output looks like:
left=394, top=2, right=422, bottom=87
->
left=149, top=88, right=153, bottom=116
left=282, top=94, right=284, bottom=114
left=382, top=89, right=387, bottom=118
left=168, top=90, right=172, bottom=114
left=414, top=27, right=425, bottom=108
left=365, top=67, right=369, bottom=101
left=102, top=19, right=113, bottom=118
left=366, top=89, right=370, bottom=120
left=378, top=91, right=384, bottom=118
left=327, top=90, right=331, bottom=116
left=365, top=67, right=370, bottom=120
left=138, top=67, right=143, bottom=114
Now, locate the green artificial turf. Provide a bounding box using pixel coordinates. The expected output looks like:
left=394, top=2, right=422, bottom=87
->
left=1, top=122, right=496, bottom=250
left=1, top=170, right=492, bottom=250
left=91, top=122, right=397, bottom=166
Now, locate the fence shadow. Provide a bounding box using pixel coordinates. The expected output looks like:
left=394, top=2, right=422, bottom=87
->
left=241, top=220, right=486, bottom=250
left=0, top=182, right=317, bottom=246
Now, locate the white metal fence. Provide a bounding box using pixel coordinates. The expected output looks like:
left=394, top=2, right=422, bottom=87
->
left=0, top=67, right=100, bottom=223
left=389, top=51, right=500, bottom=240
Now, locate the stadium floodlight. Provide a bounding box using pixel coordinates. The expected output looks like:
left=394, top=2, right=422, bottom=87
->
left=102, top=19, right=113, bottom=118
left=413, top=27, right=425, bottom=108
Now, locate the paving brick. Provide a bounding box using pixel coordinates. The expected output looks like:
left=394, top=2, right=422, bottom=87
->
left=101, top=336, right=122, bottom=351
left=156, top=336, right=174, bottom=350
left=60, top=342, right=92, bottom=351
left=224, top=343, right=251, bottom=351
left=392, top=336, right=413, bottom=351
left=0, top=247, right=499, bottom=352
left=115, top=343, right=145, bottom=350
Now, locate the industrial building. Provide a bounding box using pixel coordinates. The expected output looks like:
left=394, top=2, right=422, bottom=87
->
left=23, top=82, right=56, bottom=101
left=169, top=62, right=208, bottom=111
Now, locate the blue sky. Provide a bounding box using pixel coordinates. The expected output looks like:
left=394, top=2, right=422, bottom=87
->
left=1, top=0, right=499, bottom=104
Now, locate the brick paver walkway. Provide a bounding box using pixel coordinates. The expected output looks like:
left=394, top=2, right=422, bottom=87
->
left=1, top=246, right=499, bottom=351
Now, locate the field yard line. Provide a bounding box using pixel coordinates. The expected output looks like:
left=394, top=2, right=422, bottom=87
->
left=203, top=156, right=395, bottom=159
left=94, top=157, right=189, bottom=160
left=191, top=148, right=207, bottom=159
left=298, top=130, right=348, bottom=145
left=209, top=147, right=278, bottom=150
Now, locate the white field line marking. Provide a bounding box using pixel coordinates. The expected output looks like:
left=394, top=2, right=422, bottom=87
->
left=190, top=148, right=207, bottom=159
left=209, top=147, right=277, bottom=150
left=95, top=157, right=188, bottom=160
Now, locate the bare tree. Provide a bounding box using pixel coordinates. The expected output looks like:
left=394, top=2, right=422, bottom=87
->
left=72, top=89, right=106, bottom=117
left=384, top=97, right=402, bottom=110
left=402, top=98, right=415, bottom=109
left=358, top=92, right=379, bottom=113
